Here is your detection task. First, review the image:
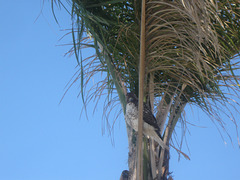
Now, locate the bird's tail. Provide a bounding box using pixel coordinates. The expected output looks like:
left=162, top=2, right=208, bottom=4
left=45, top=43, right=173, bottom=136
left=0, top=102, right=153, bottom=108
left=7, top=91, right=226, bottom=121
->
left=151, top=131, right=169, bottom=150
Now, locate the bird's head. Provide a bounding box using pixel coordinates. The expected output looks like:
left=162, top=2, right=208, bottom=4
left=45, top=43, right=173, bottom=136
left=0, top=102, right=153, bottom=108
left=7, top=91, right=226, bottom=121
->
left=126, top=92, right=138, bottom=104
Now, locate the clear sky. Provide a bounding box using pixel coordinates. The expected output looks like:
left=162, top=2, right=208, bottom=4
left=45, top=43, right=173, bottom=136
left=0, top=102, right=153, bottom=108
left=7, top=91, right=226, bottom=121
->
left=0, top=1, right=240, bottom=180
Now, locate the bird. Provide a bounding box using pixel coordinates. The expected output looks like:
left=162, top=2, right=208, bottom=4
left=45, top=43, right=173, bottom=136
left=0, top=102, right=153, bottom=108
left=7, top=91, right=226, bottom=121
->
left=120, top=170, right=129, bottom=180
left=125, top=92, right=169, bottom=150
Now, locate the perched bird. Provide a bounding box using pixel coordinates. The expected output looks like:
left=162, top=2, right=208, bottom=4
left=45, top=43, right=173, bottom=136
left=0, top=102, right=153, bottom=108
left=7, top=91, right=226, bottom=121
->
left=120, top=170, right=129, bottom=180
left=125, top=92, right=168, bottom=150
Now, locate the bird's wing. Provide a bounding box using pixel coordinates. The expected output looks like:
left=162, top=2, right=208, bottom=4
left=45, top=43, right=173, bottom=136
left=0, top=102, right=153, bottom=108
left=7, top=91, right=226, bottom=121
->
left=143, top=104, right=161, bottom=133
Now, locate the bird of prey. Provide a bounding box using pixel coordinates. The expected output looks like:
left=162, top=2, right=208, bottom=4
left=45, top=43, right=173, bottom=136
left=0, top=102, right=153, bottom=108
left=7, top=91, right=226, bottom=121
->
left=125, top=92, right=168, bottom=150
left=120, top=170, right=129, bottom=180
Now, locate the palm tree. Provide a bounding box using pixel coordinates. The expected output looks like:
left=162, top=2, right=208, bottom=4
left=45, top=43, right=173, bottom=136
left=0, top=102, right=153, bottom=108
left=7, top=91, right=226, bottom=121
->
left=52, top=0, right=240, bottom=179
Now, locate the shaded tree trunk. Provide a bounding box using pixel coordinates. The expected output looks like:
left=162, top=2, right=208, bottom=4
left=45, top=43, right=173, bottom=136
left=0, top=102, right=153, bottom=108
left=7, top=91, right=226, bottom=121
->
left=120, top=137, right=172, bottom=180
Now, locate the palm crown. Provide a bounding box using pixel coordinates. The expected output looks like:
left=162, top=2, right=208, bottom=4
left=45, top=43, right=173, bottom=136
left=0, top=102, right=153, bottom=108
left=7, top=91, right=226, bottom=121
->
left=52, top=0, right=240, bottom=179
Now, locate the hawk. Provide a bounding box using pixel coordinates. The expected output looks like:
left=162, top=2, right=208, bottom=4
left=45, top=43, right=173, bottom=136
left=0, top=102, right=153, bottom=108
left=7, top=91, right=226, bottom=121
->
left=120, top=170, right=129, bottom=180
left=125, top=92, right=168, bottom=150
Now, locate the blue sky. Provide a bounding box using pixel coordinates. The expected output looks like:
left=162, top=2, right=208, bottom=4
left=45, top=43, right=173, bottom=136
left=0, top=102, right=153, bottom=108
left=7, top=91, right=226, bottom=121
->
left=0, top=1, right=240, bottom=180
